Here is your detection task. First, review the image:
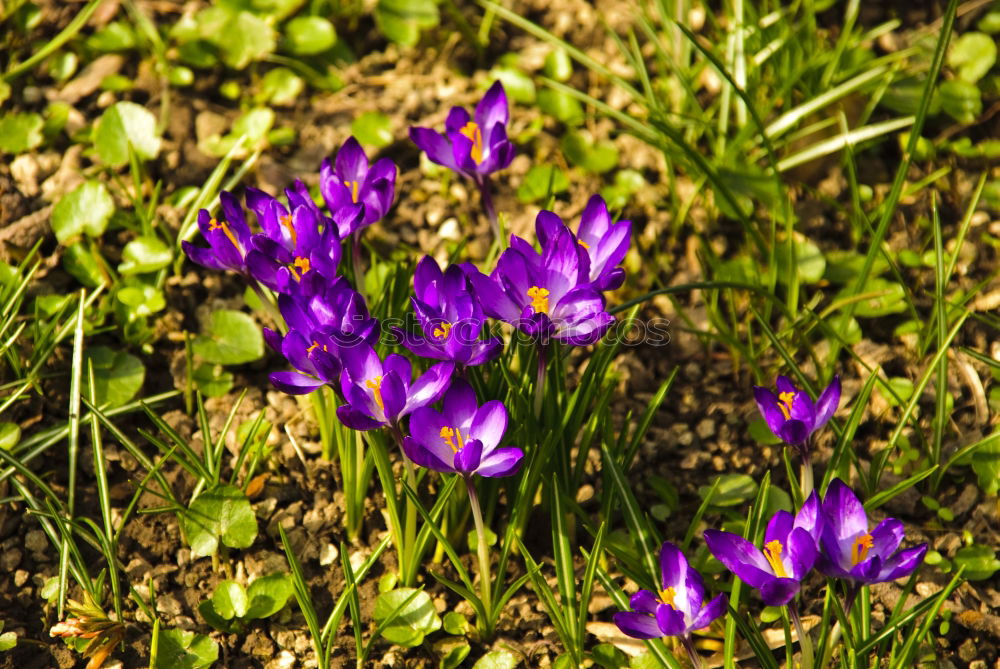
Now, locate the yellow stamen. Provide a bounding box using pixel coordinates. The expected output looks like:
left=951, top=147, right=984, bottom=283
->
left=306, top=340, right=328, bottom=355
left=659, top=587, right=676, bottom=608
left=777, top=390, right=796, bottom=420
left=579, top=239, right=590, bottom=250
left=439, top=426, right=466, bottom=453
left=433, top=322, right=452, bottom=339
left=460, top=120, right=483, bottom=164
left=279, top=213, right=296, bottom=245
left=851, top=534, right=873, bottom=565
left=763, top=540, right=788, bottom=578
left=365, top=376, right=384, bottom=411
left=208, top=218, right=242, bottom=254
left=527, top=286, right=550, bottom=314
left=290, top=256, right=310, bottom=281
left=346, top=180, right=360, bottom=203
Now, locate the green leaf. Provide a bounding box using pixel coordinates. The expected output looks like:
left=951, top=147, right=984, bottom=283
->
left=517, top=164, right=569, bottom=203
left=487, top=65, right=536, bottom=104
left=698, top=473, right=757, bottom=507
left=538, top=88, right=584, bottom=125
left=86, top=21, right=136, bottom=52
left=193, top=309, right=264, bottom=365
left=198, top=8, right=275, bottom=69
left=949, top=32, right=997, bottom=84
left=192, top=363, right=234, bottom=398
left=284, top=16, right=336, bottom=55
left=373, top=588, right=442, bottom=647
left=0, top=630, right=16, bottom=651
left=51, top=181, right=115, bottom=243
left=775, top=236, right=826, bottom=285
left=953, top=544, right=1000, bottom=580
left=600, top=169, right=645, bottom=210
left=841, top=278, right=908, bottom=317
left=0, top=423, right=21, bottom=451
left=94, top=101, right=162, bottom=167
left=544, top=48, right=573, bottom=82
left=197, top=599, right=234, bottom=633
left=351, top=111, right=394, bottom=148
left=211, top=580, right=248, bottom=620
left=200, top=107, right=275, bottom=157
left=375, top=0, right=439, bottom=47
left=259, top=67, right=304, bottom=106
left=473, top=650, right=519, bottom=669
left=878, top=377, right=914, bottom=408
left=591, top=643, right=629, bottom=669
left=442, top=611, right=469, bottom=635
left=561, top=130, right=618, bottom=173
left=245, top=572, right=294, bottom=620
left=182, top=483, right=259, bottom=558
left=979, top=11, right=1000, bottom=33
left=971, top=432, right=1000, bottom=495
left=0, top=112, right=43, bottom=154
left=154, top=629, right=219, bottom=669
left=748, top=417, right=783, bottom=445
left=62, top=243, right=106, bottom=288
left=939, top=79, right=982, bottom=124
left=115, top=280, right=166, bottom=319
left=437, top=639, right=471, bottom=669
left=84, top=346, right=145, bottom=409
left=118, top=236, right=172, bottom=275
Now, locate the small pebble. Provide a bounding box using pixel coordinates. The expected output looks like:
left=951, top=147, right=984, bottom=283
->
left=24, top=530, right=47, bottom=554
left=318, top=543, right=339, bottom=566
left=264, top=650, right=296, bottom=669
left=13, top=570, right=29, bottom=587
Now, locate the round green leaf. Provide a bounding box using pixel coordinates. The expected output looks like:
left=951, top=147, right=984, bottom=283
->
left=245, top=572, right=294, bottom=620
left=118, top=236, right=173, bottom=275
left=182, top=484, right=258, bottom=558
left=517, top=164, right=569, bottom=203
left=259, top=67, right=304, bottom=106
left=953, top=544, right=1000, bottom=580
left=62, top=242, right=106, bottom=288
left=375, top=0, right=439, bottom=47
left=775, top=236, right=826, bottom=285
left=351, top=111, right=394, bottom=148
left=544, top=48, right=573, bottom=82
left=52, top=181, right=115, bottom=243
left=538, top=88, right=584, bottom=125
left=373, top=588, right=442, bottom=647
left=939, top=79, right=982, bottom=124
left=0, top=112, right=43, bottom=154
left=698, top=473, right=757, bottom=507
left=95, top=101, right=162, bottom=167
left=211, top=580, right=248, bottom=620
left=473, top=650, right=519, bottom=669
left=748, top=417, right=782, bottom=445
left=561, top=130, right=619, bottom=173
left=284, top=16, right=336, bottom=55
left=0, top=422, right=21, bottom=451
left=84, top=346, right=145, bottom=409
left=193, top=310, right=264, bottom=365
left=949, top=32, right=997, bottom=84
left=192, top=363, right=234, bottom=398
left=844, top=278, right=908, bottom=318
left=115, top=281, right=166, bottom=319
left=487, top=65, right=535, bottom=104
left=154, top=629, right=219, bottom=669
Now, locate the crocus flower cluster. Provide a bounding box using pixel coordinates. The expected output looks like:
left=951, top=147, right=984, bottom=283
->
left=704, top=480, right=926, bottom=607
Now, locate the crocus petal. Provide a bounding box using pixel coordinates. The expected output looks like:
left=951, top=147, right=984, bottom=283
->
left=335, top=137, right=369, bottom=182
left=753, top=387, right=788, bottom=438
left=793, top=490, right=823, bottom=540
left=823, top=479, right=869, bottom=542
left=379, top=370, right=407, bottom=424
left=691, top=593, right=728, bottom=631
left=656, top=604, right=687, bottom=637
left=875, top=544, right=927, bottom=582
left=789, top=390, right=817, bottom=433
left=409, top=127, right=460, bottom=171
left=454, top=438, right=483, bottom=474
left=776, top=376, right=798, bottom=395
left=759, top=578, right=801, bottom=606
left=441, top=379, right=479, bottom=428
left=402, top=435, right=456, bottom=474
left=474, top=80, right=509, bottom=133
left=578, top=194, right=611, bottom=240
left=764, top=510, right=794, bottom=548
left=470, top=400, right=508, bottom=452
left=869, top=517, right=905, bottom=558
left=777, top=420, right=810, bottom=445
left=786, top=527, right=818, bottom=580
left=613, top=612, right=662, bottom=640
left=659, top=541, right=690, bottom=593
left=629, top=590, right=659, bottom=615
left=336, top=405, right=384, bottom=431
left=475, top=447, right=523, bottom=477
left=814, top=375, right=841, bottom=429
left=402, top=362, right=455, bottom=416
left=182, top=241, right=229, bottom=271
left=703, top=530, right=773, bottom=587
left=445, top=106, right=470, bottom=133
left=269, top=371, right=324, bottom=395
left=535, top=210, right=565, bottom=248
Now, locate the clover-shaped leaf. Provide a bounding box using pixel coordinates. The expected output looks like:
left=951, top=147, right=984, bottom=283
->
left=182, top=484, right=258, bottom=558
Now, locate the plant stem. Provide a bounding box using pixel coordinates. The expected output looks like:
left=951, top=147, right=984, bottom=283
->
left=799, top=450, right=814, bottom=500
left=351, top=232, right=366, bottom=302
left=534, top=344, right=548, bottom=418
left=681, top=634, right=703, bottom=669
left=789, top=601, right=814, bottom=669
left=465, top=475, right=494, bottom=636
left=475, top=175, right=501, bottom=247
left=390, top=425, right=420, bottom=585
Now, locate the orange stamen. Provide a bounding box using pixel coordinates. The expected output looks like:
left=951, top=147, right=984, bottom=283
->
left=433, top=322, right=452, bottom=339
left=440, top=426, right=465, bottom=453
left=346, top=180, right=360, bottom=203
left=763, top=540, right=788, bottom=578
left=527, top=286, right=550, bottom=314
left=279, top=213, right=296, bottom=246
left=208, top=218, right=242, bottom=254
left=290, top=256, right=310, bottom=280
left=365, top=376, right=384, bottom=411
left=851, top=534, right=873, bottom=565
left=579, top=239, right=590, bottom=250
left=659, top=587, right=676, bottom=608
left=777, top=390, right=796, bottom=420
left=460, top=121, right=483, bottom=164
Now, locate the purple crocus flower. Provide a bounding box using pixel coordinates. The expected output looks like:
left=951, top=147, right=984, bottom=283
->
left=245, top=204, right=342, bottom=294
left=181, top=191, right=252, bottom=274
left=464, top=223, right=613, bottom=346
left=394, top=257, right=502, bottom=366
left=613, top=541, right=727, bottom=641
left=704, top=491, right=822, bottom=606
left=263, top=276, right=379, bottom=395
left=402, top=379, right=523, bottom=478
left=818, top=479, right=927, bottom=585
left=754, top=375, right=840, bottom=446
left=409, top=81, right=515, bottom=181
left=336, top=342, right=453, bottom=431
left=319, top=137, right=397, bottom=234
left=536, top=195, right=631, bottom=292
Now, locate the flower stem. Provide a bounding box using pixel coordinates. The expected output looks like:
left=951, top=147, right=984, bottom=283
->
left=789, top=601, right=814, bottom=669
left=475, top=175, right=501, bottom=247
left=390, top=425, right=419, bottom=585
left=680, top=634, right=703, bottom=669
left=465, top=475, right=494, bottom=636
left=351, top=232, right=366, bottom=302
left=799, top=451, right=814, bottom=500
left=534, top=344, right=548, bottom=419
